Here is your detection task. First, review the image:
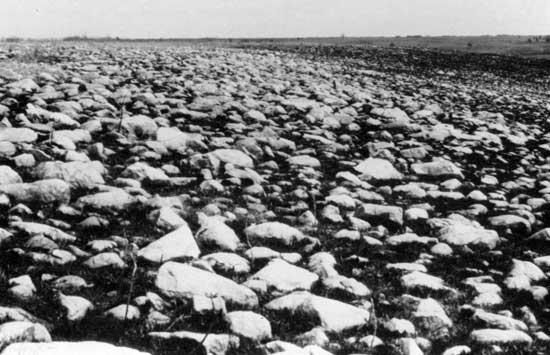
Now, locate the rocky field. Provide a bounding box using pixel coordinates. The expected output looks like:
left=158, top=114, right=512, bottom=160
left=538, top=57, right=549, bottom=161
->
left=0, top=41, right=549, bottom=355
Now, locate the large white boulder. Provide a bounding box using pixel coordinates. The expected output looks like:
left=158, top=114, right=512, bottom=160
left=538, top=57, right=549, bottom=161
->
left=1, top=341, right=150, bottom=355
left=265, top=291, right=369, bottom=333
left=138, top=224, right=200, bottom=263
left=155, top=262, right=258, bottom=308
left=354, top=158, right=402, bottom=181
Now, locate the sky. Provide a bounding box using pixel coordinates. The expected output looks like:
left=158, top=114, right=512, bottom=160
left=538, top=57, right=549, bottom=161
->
left=0, top=0, right=549, bottom=39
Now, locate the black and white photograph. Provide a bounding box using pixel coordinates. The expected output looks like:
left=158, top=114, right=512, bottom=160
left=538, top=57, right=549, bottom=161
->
left=0, top=1, right=549, bottom=354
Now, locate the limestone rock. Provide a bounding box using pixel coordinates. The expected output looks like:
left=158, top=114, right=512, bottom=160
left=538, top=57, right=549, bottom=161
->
left=1, top=341, right=150, bottom=355
left=138, top=224, right=200, bottom=263
left=155, top=262, right=258, bottom=308
left=354, top=158, right=403, bottom=181
left=265, top=291, right=369, bottom=333
left=196, top=213, right=240, bottom=251
left=247, top=259, right=319, bottom=296
left=470, top=328, right=532, bottom=345
left=225, top=311, right=272, bottom=341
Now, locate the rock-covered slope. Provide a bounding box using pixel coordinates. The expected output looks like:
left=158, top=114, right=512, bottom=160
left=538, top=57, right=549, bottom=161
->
left=0, top=42, right=549, bottom=355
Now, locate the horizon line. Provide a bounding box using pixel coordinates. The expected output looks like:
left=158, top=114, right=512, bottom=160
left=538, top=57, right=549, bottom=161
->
left=2, top=34, right=550, bottom=41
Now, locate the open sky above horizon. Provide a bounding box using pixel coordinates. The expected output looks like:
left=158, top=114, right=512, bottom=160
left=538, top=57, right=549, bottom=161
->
left=1, top=0, right=549, bottom=39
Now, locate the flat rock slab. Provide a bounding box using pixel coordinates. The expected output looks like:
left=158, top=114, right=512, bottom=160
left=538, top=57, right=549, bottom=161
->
left=401, top=271, right=454, bottom=294
left=121, top=162, right=170, bottom=184
left=75, top=188, right=136, bottom=212
left=10, top=221, right=76, bottom=243
left=472, top=309, right=527, bottom=331
left=1, top=341, right=151, bottom=355
left=138, top=223, right=200, bottom=263
left=354, top=158, right=403, bottom=182
left=207, top=149, right=254, bottom=168
left=245, top=222, right=319, bottom=249
left=0, top=179, right=71, bottom=204
left=470, top=328, right=532, bottom=345
left=265, top=291, right=370, bottom=333
left=411, top=159, right=464, bottom=179
left=247, top=259, right=319, bottom=296
left=427, top=214, right=499, bottom=250
left=0, top=127, right=38, bottom=143
left=356, top=203, right=403, bottom=227
left=155, top=262, right=258, bottom=309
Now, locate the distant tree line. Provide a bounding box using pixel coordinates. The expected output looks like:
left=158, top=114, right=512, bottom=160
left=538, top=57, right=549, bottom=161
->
left=62, top=35, right=121, bottom=41
left=527, top=36, right=550, bottom=43
left=3, top=37, right=23, bottom=42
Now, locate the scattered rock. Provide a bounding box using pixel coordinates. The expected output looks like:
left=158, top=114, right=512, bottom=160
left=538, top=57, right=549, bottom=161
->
left=265, top=291, right=370, bottom=332
left=138, top=223, right=200, bottom=263
left=155, top=262, right=258, bottom=308
left=225, top=311, right=272, bottom=341
left=1, top=341, right=151, bottom=355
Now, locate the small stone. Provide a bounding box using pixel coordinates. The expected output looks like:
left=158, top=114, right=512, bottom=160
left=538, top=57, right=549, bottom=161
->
left=52, top=275, right=92, bottom=292
left=401, top=271, right=453, bottom=293
left=354, top=158, right=403, bottom=182
left=245, top=222, right=319, bottom=250
left=405, top=208, right=429, bottom=221
left=411, top=159, right=463, bottom=179
left=75, top=188, right=136, bottom=212
left=321, top=205, right=344, bottom=223
left=246, top=259, right=318, bottom=296
left=196, top=213, right=240, bottom=251
left=413, top=298, right=453, bottom=331
left=202, top=253, right=251, bottom=275
left=430, top=243, right=453, bottom=256
left=470, top=329, right=532, bottom=345
left=358, top=335, right=384, bottom=349
left=295, top=327, right=329, bottom=347
left=83, top=252, right=126, bottom=269
left=384, top=318, right=416, bottom=336
left=59, top=293, right=94, bottom=323
left=399, top=337, right=424, bottom=355
left=442, top=345, right=471, bottom=355
left=357, top=203, right=403, bottom=227
left=288, top=155, right=321, bottom=168
left=149, top=207, right=186, bottom=231
left=0, top=166, right=22, bottom=185
left=104, top=304, right=141, bottom=322
left=225, top=311, right=272, bottom=341
left=121, top=162, right=169, bottom=184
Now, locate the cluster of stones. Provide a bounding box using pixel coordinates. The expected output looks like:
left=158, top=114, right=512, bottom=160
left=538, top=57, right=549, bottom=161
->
left=0, top=42, right=548, bottom=355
